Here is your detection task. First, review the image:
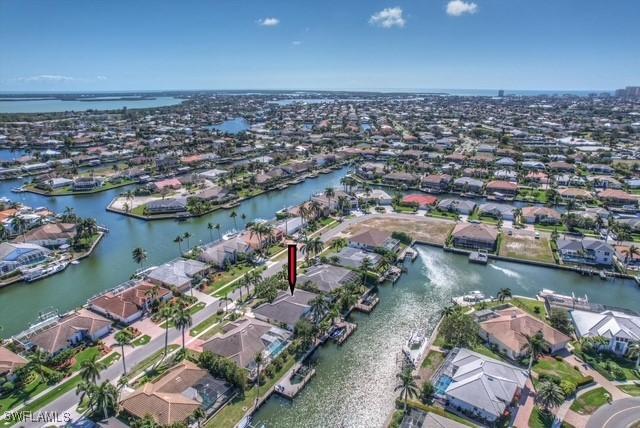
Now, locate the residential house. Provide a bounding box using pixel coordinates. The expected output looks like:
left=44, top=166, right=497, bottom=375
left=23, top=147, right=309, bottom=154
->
left=556, top=238, right=615, bottom=266
left=199, top=237, right=253, bottom=268
left=571, top=309, right=640, bottom=355
left=453, top=177, right=484, bottom=194
left=335, top=247, right=383, bottom=270
left=485, top=180, right=518, bottom=198
left=402, top=194, right=438, bottom=208
left=0, top=346, right=27, bottom=376
left=144, top=198, right=187, bottom=214
left=298, top=264, right=360, bottom=294
left=253, top=289, right=318, bottom=330
left=0, top=242, right=50, bottom=276
left=89, top=281, right=172, bottom=324
left=558, top=187, right=593, bottom=202
left=478, top=308, right=571, bottom=359
left=21, top=223, right=77, bottom=248
left=437, top=198, right=476, bottom=215
left=349, top=229, right=400, bottom=253
left=477, top=203, right=516, bottom=220
left=598, top=189, right=638, bottom=207
left=451, top=223, right=499, bottom=251
left=383, top=172, right=420, bottom=187
left=146, top=258, right=209, bottom=292
left=422, top=174, right=452, bottom=193
left=520, top=207, right=561, bottom=225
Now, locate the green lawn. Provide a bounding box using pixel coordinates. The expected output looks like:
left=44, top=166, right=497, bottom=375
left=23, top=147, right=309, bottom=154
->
left=516, top=188, right=549, bottom=204
left=529, top=406, right=575, bottom=428
left=468, top=211, right=500, bottom=225
left=102, top=352, right=121, bottom=367
left=159, top=302, right=206, bottom=328
left=472, top=342, right=508, bottom=362
left=481, top=298, right=546, bottom=320
left=618, top=383, right=640, bottom=396
left=207, top=354, right=297, bottom=428
left=403, top=400, right=475, bottom=427
left=426, top=209, right=459, bottom=220
left=190, top=312, right=226, bottom=337
left=533, top=357, right=590, bottom=385
left=421, top=350, right=445, bottom=369
left=132, top=334, right=151, bottom=347
left=0, top=373, right=50, bottom=413
left=71, top=346, right=102, bottom=371
left=206, top=264, right=254, bottom=296
left=127, top=344, right=180, bottom=380
left=25, top=179, right=136, bottom=196
left=570, top=387, right=610, bottom=415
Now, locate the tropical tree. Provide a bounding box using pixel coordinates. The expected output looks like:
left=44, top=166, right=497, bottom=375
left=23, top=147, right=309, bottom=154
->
left=207, top=222, right=214, bottom=241
left=28, top=349, right=49, bottom=382
left=10, top=216, right=26, bottom=242
left=92, top=380, right=119, bottom=419
left=420, top=381, right=436, bottom=405
left=132, top=247, right=148, bottom=269
left=324, top=187, right=335, bottom=213
left=79, top=354, right=105, bottom=383
left=309, top=295, right=329, bottom=323
left=628, top=340, right=640, bottom=369
left=115, top=330, right=133, bottom=375
left=183, top=232, right=192, bottom=250
left=221, top=292, right=232, bottom=313
left=535, top=380, right=565, bottom=414
left=523, top=330, right=546, bottom=374
left=440, top=305, right=456, bottom=318
left=230, top=210, right=238, bottom=230
left=497, top=287, right=512, bottom=303
left=253, top=351, right=264, bottom=409
left=214, top=223, right=222, bottom=241
left=173, top=305, right=193, bottom=351
left=622, top=245, right=640, bottom=266
left=360, top=256, right=373, bottom=286
left=191, top=407, right=206, bottom=428
left=159, top=304, right=175, bottom=356
left=395, top=368, right=420, bottom=412
left=173, top=235, right=184, bottom=255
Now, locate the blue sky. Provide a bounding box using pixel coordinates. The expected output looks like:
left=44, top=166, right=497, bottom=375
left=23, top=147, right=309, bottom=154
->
left=1, top=0, right=638, bottom=92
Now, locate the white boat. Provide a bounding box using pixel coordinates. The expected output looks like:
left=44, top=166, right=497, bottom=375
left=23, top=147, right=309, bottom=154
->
left=222, top=230, right=238, bottom=240
left=70, top=260, right=80, bottom=265
left=407, top=330, right=425, bottom=349
left=11, top=186, right=25, bottom=193
left=22, top=261, right=69, bottom=282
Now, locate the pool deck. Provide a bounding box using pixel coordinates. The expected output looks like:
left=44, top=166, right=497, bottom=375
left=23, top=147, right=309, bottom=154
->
left=275, top=364, right=316, bottom=399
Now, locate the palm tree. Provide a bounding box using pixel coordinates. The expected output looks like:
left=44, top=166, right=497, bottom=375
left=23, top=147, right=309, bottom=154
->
left=173, top=306, right=193, bottom=351
left=441, top=306, right=456, bottom=318
left=183, top=232, right=192, bottom=250
left=535, top=380, right=565, bottom=414
left=628, top=340, right=640, bottom=369
left=214, top=223, right=222, bottom=241
left=79, top=354, right=105, bottom=383
left=394, top=368, right=419, bottom=412
left=207, top=223, right=214, bottom=241
left=191, top=407, right=206, bottom=428
left=497, top=287, right=512, bottom=303
left=132, top=247, right=147, bottom=269
left=254, top=351, right=264, bottom=409
left=336, top=195, right=350, bottom=215
left=93, top=380, right=118, bottom=419
left=360, top=256, right=373, bottom=286
left=173, top=235, right=184, bottom=255
left=324, top=187, right=335, bottom=213
left=76, top=381, right=96, bottom=412
left=522, top=330, right=546, bottom=374
left=10, top=216, right=26, bottom=242
left=115, top=330, right=133, bottom=375
left=221, top=292, right=232, bottom=313
left=230, top=210, right=238, bottom=230
left=159, top=304, right=174, bottom=356
left=29, top=349, right=48, bottom=382
left=309, top=296, right=329, bottom=323
left=623, top=245, right=640, bottom=266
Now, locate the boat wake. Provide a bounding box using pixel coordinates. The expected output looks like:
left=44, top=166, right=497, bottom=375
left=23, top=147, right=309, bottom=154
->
left=489, top=264, right=521, bottom=279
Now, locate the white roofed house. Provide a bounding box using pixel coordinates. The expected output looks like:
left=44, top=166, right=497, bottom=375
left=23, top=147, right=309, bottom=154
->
left=436, top=348, right=527, bottom=424
left=146, top=258, right=209, bottom=292
left=198, top=237, right=253, bottom=268
left=556, top=237, right=615, bottom=267
left=0, top=242, right=51, bottom=276
left=571, top=309, right=640, bottom=356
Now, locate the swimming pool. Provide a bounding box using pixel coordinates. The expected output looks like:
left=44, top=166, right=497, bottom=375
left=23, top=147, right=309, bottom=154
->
left=266, top=339, right=287, bottom=359
left=435, top=375, right=453, bottom=396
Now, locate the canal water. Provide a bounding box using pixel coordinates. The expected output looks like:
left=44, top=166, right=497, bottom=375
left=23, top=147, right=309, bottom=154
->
left=252, top=245, right=640, bottom=428
left=0, top=167, right=347, bottom=336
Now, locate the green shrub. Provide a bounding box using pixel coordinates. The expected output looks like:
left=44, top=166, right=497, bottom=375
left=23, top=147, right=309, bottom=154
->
left=560, top=380, right=576, bottom=396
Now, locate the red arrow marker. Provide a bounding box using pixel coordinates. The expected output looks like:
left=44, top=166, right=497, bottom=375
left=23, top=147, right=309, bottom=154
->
left=287, top=244, right=297, bottom=295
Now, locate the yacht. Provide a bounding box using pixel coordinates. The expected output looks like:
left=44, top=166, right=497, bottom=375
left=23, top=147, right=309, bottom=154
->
left=22, top=261, right=69, bottom=282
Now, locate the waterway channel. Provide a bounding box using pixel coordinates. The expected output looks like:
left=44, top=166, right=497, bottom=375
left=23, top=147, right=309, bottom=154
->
left=252, top=245, right=640, bottom=428
left=0, top=167, right=348, bottom=336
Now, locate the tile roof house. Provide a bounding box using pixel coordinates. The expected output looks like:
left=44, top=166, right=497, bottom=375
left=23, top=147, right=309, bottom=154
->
left=201, top=317, right=291, bottom=376
left=89, top=281, right=172, bottom=324
left=335, top=247, right=383, bottom=270
left=485, top=180, right=518, bottom=196
left=439, top=348, right=527, bottom=423
left=0, top=346, right=28, bottom=375
left=556, top=238, right=614, bottom=267
left=422, top=174, right=452, bottom=193
left=453, top=177, right=484, bottom=193
left=478, top=203, right=516, bottom=220
left=0, top=242, right=51, bottom=276
left=298, top=264, right=360, bottom=293
left=198, top=237, right=253, bottom=268
left=253, top=289, right=318, bottom=330
left=120, top=361, right=232, bottom=426
left=571, top=309, right=640, bottom=355
left=437, top=199, right=477, bottom=215
left=146, top=258, right=209, bottom=292
left=21, top=223, right=77, bottom=248
left=478, top=308, right=571, bottom=359
left=27, top=309, right=111, bottom=355
left=520, top=207, right=561, bottom=224
left=558, top=187, right=593, bottom=201
left=451, top=223, right=499, bottom=251
left=598, top=189, right=638, bottom=206
left=349, top=229, right=400, bottom=253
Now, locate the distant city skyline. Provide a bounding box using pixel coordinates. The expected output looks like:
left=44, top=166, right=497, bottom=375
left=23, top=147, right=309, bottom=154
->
left=1, top=0, right=639, bottom=91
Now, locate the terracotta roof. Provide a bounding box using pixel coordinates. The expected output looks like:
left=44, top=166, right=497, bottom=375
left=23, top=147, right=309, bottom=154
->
left=452, top=223, right=499, bottom=243
left=349, top=229, right=392, bottom=248
left=0, top=346, right=27, bottom=374
left=486, top=180, right=518, bottom=191
left=29, top=309, right=111, bottom=354
left=90, top=282, right=170, bottom=320
left=402, top=194, right=438, bottom=207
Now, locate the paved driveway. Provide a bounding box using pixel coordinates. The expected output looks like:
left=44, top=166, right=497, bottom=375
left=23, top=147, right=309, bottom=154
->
left=586, top=397, right=640, bottom=428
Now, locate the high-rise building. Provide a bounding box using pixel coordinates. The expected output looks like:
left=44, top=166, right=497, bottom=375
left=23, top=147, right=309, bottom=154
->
left=498, top=89, right=505, bottom=97
left=615, top=86, right=640, bottom=98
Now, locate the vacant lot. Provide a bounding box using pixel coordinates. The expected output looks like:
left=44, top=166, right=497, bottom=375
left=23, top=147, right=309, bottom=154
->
left=347, top=215, right=455, bottom=245
left=499, top=229, right=555, bottom=263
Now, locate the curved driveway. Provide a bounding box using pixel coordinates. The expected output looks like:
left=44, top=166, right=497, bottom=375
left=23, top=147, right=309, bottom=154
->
left=586, top=398, right=640, bottom=428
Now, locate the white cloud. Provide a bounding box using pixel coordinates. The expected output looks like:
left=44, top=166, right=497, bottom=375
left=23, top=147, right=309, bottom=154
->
left=446, top=0, right=478, bottom=16
left=18, top=74, right=75, bottom=82
left=96, top=75, right=108, bottom=80
left=369, top=7, right=405, bottom=28
left=258, top=17, right=280, bottom=27
left=292, top=40, right=302, bottom=46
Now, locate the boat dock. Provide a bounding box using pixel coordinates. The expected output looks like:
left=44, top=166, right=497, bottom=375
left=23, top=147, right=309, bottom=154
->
left=400, top=246, right=418, bottom=262
left=355, top=293, right=379, bottom=313
left=331, top=320, right=357, bottom=345
left=468, top=250, right=489, bottom=264
left=275, top=364, right=316, bottom=399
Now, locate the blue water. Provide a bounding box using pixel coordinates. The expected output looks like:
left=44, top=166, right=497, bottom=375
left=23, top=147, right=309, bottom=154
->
left=435, top=375, right=453, bottom=396
left=0, top=149, right=30, bottom=161
left=267, top=340, right=288, bottom=359
left=208, top=117, right=249, bottom=134
left=0, top=96, right=184, bottom=113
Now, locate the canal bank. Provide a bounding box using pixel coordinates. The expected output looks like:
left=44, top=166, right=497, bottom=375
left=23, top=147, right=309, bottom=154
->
left=0, top=167, right=349, bottom=336
left=250, top=245, right=640, bottom=428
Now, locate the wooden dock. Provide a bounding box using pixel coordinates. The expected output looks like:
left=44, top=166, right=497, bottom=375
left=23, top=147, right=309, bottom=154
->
left=355, top=295, right=380, bottom=313
left=331, top=321, right=357, bottom=345
left=275, top=364, right=316, bottom=399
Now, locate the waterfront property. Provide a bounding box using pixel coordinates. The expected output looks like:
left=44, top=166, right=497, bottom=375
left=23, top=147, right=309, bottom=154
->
left=0, top=346, right=27, bottom=376
left=435, top=347, right=528, bottom=424
left=450, top=223, right=498, bottom=251
left=298, top=263, right=360, bottom=293
left=348, top=228, right=400, bottom=253
left=334, top=246, right=383, bottom=270
left=253, top=289, right=318, bottom=330
left=0, top=242, right=50, bottom=276
left=146, top=258, right=209, bottom=292
left=477, top=307, right=571, bottom=359
left=571, top=309, right=640, bottom=355
left=119, top=361, right=233, bottom=426
left=200, top=317, right=291, bottom=378
left=556, top=237, right=615, bottom=267
left=89, top=280, right=172, bottom=324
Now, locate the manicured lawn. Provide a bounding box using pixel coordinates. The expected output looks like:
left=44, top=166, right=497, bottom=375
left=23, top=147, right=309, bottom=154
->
left=159, top=302, right=206, bottom=328
left=618, top=383, right=640, bottom=396
left=71, top=346, right=102, bottom=371
left=468, top=211, right=500, bottom=225
left=516, top=188, right=549, bottom=204
left=576, top=348, right=640, bottom=381
left=127, top=344, right=180, bottom=379
left=482, top=298, right=546, bottom=320
left=0, top=373, right=49, bottom=413
left=393, top=204, right=418, bottom=214
left=206, top=264, right=254, bottom=296
left=403, top=400, right=475, bottom=427
left=473, top=342, right=508, bottom=362
left=267, top=244, right=286, bottom=257
left=426, top=209, right=459, bottom=220
left=207, top=354, right=297, bottom=428
left=421, top=350, right=445, bottom=369
left=533, top=357, right=590, bottom=385
left=190, top=312, right=225, bottom=337
left=102, top=351, right=121, bottom=367
left=529, top=406, right=575, bottom=428
left=570, top=387, right=610, bottom=415
left=132, top=334, right=151, bottom=347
